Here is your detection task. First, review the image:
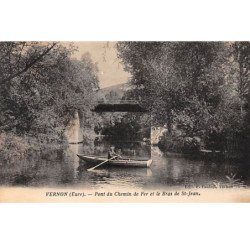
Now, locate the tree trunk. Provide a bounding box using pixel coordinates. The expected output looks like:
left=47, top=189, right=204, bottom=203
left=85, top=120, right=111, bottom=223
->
left=167, top=113, right=173, bottom=135
left=244, top=82, right=250, bottom=166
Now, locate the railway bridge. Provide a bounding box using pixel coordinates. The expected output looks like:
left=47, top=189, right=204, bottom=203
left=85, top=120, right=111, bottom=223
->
left=65, top=100, right=149, bottom=144
left=93, top=100, right=148, bottom=113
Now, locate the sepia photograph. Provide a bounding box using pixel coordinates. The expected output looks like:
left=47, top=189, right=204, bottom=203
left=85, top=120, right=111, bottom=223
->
left=1, top=2, right=250, bottom=250
left=0, top=41, right=249, bottom=202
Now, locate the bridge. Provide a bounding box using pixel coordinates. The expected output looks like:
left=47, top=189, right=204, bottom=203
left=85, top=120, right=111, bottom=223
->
left=66, top=100, right=150, bottom=144
left=93, top=100, right=148, bottom=113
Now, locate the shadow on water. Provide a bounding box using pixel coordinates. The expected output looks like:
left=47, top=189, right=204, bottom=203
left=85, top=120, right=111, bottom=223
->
left=0, top=137, right=249, bottom=189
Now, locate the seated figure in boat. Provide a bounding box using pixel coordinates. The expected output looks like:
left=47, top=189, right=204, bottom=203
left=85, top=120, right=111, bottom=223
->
left=108, top=146, right=120, bottom=160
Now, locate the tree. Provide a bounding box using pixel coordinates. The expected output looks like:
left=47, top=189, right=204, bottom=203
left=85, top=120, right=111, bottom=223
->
left=233, top=42, right=250, bottom=106
left=117, top=42, right=227, bottom=136
left=0, top=42, right=57, bottom=88
left=0, top=42, right=99, bottom=142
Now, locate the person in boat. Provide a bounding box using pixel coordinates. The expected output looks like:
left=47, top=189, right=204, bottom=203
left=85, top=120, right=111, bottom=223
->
left=108, top=146, right=121, bottom=160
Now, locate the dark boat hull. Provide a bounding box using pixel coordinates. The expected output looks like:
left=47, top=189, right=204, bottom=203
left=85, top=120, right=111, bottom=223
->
left=77, top=155, right=152, bottom=168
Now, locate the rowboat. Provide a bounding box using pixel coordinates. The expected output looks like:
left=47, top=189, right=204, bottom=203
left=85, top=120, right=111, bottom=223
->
left=77, top=154, right=152, bottom=168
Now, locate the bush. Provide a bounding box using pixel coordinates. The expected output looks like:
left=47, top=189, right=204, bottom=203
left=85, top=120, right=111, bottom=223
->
left=158, top=134, right=202, bottom=154
left=0, top=132, right=67, bottom=163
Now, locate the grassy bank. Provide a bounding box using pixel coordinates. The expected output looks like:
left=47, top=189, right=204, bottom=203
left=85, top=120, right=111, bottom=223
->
left=0, top=132, right=68, bottom=162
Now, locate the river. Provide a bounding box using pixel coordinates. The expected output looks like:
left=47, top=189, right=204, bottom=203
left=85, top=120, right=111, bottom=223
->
left=0, top=138, right=249, bottom=189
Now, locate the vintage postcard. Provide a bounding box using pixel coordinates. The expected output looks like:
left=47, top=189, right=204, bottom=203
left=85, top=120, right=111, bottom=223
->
left=0, top=41, right=249, bottom=202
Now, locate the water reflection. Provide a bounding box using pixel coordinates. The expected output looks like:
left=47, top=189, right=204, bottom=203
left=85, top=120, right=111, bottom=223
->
left=0, top=138, right=249, bottom=189
left=92, top=138, right=151, bottom=159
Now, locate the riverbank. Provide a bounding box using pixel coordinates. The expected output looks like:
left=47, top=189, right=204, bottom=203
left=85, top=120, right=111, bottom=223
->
left=0, top=132, right=68, bottom=162
left=156, top=130, right=247, bottom=163
left=161, top=149, right=245, bottom=164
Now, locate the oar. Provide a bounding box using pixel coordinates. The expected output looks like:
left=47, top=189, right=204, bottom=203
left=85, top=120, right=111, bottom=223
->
left=87, top=156, right=117, bottom=171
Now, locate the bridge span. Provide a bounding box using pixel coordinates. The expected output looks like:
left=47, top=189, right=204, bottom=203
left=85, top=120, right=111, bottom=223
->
left=93, top=100, right=148, bottom=112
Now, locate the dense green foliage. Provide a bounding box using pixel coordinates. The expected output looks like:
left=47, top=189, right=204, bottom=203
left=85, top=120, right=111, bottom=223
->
left=117, top=42, right=250, bottom=157
left=0, top=42, right=99, bottom=145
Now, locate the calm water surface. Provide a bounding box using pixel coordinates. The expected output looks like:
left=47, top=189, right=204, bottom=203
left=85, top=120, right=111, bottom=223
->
left=0, top=139, right=249, bottom=189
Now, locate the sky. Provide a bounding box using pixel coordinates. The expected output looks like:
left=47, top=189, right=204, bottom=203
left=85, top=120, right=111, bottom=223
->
left=71, top=42, right=130, bottom=88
